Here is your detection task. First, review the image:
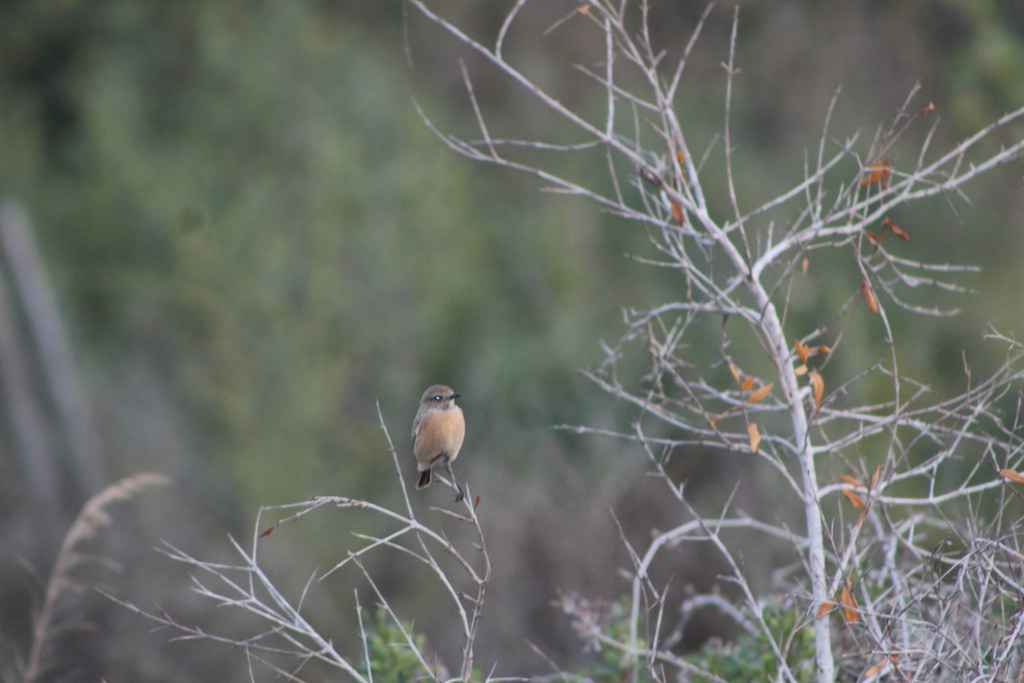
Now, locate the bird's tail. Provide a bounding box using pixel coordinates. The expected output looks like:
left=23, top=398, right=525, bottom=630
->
left=417, top=468, right=431, bottom=489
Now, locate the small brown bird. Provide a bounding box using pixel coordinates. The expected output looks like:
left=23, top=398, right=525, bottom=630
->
left=412, top=384, right=466, bottom=500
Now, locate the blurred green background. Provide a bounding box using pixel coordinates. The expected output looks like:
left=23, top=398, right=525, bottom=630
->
left=0, top=1, right=1022, bottom=681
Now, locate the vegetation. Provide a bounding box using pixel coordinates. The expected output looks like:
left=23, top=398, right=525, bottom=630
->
left=2, top=1, right=1024, bottom=682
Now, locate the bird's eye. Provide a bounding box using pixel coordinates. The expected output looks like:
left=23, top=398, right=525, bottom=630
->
left=433, top=395, right=443, bottom=401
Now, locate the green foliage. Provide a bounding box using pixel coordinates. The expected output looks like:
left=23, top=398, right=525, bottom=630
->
left=357, top=608, right=485, bottom=683
left=583, top=650, right=655, bottom=683
left=684, top=600, right=816, bottom=683
left=359, top=609, right=438, bottom=683
left=569, top=596, right=816, bottom=683
left=578, top=598, right=656, bottom=683
left=354, top=595, right=820, bottom=683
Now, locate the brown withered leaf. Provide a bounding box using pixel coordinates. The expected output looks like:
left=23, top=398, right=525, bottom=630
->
left=818, top=345, right=832, bottom=355
left=795, top=340, right=810, bottom=362
left=882, top=217, right=909, bottom=241
left=920, top=101, right=937, bottom=116
left=670, top=198, right=685, bottom=225
left=843, top=489, right=865, bottom=508
left=841, top=583, right=858, bottom=623
left=808, top=369, right=824, bottom=413
left=795, top=364, right=808, bottom=376
left=863, top=660, right=884, bottom=678
left=841, top=474, right=865, bottom=488
left=870, top=465, right=881, bottom=489
left=860, top=279, right=879, bottom=314
left=729, top=363, right=742, bottom=386
left=864, top=655, right=897, bottom=679
left=1000, top=469, right=1024, bottom=484
left=748, top=382, right=773, bottom=404
left=860, top=159, right=892, bottom=188
left=748, top=423, right=761, bottom=453
left=802, top=258, right=808, bottom=276
left=741, top=376, right=754, bottom=391
left=816, top=601, right=835, bottom=618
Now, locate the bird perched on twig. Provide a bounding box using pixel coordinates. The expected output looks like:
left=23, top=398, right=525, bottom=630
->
left=412, top=384, right=465, bottom=501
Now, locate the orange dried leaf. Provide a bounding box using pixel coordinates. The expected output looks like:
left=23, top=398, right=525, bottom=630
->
left=748, top=382, right=773, bottom=404
left=864, top=657, right=890, bottom=678
left=260, top=526, right=275, bottom=538
left=1000, top=469, right=1024, bottom=484
left=802, top=258, right=808, bottom=276
left=841, top=474, right=865, bottom=488
left=870, top=465, right=881, bottom=489
left=741, top=376, right=754, bottom=391
left=860, top=159, right=892, bottom=188
left=808, top=369, right=824, bottom=413
left=675, top=149, right=685, bottom=164
left=729, top=363, right=742, bottom=386
left=841, top=584, right=858, bottom=622
left=795, top=340, right=810, bottom=362
left=818, top=345, right=832, bottom=355
left=879, top=217, right=904, bottom=240
left=474, top=495, right=482, bottom=508
left=843, top=489, right=865, bottom=508
left=861, top=279, right=879, bottom=314
left=865, top=231, right=879, bottom=243
left=816, top=601, right=835, bottom=618
left=670, top=198, right=685, bottom=225
left=748, top=423, right=761, bottom=453
left=795, top=364, right=808, bottom=376
left=710, top=416, right=719, bottom=426
left=920, top=101, right=937, bottom=116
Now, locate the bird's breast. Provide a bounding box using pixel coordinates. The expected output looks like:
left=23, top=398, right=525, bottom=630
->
left=414, top=407, right=465, bottom=461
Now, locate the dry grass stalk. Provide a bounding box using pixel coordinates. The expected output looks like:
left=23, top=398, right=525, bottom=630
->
left=24, top=472, right=170, bottom=683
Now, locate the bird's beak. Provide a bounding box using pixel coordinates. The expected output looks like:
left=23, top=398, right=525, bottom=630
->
left=450, top=393, right=460, bottom=399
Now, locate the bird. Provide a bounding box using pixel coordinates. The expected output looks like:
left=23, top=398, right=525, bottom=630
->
left=412, top=384, right=466, bottom=501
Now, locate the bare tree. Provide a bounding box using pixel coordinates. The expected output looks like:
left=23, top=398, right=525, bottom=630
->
left=404, top=2, right=1024, bottom=682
